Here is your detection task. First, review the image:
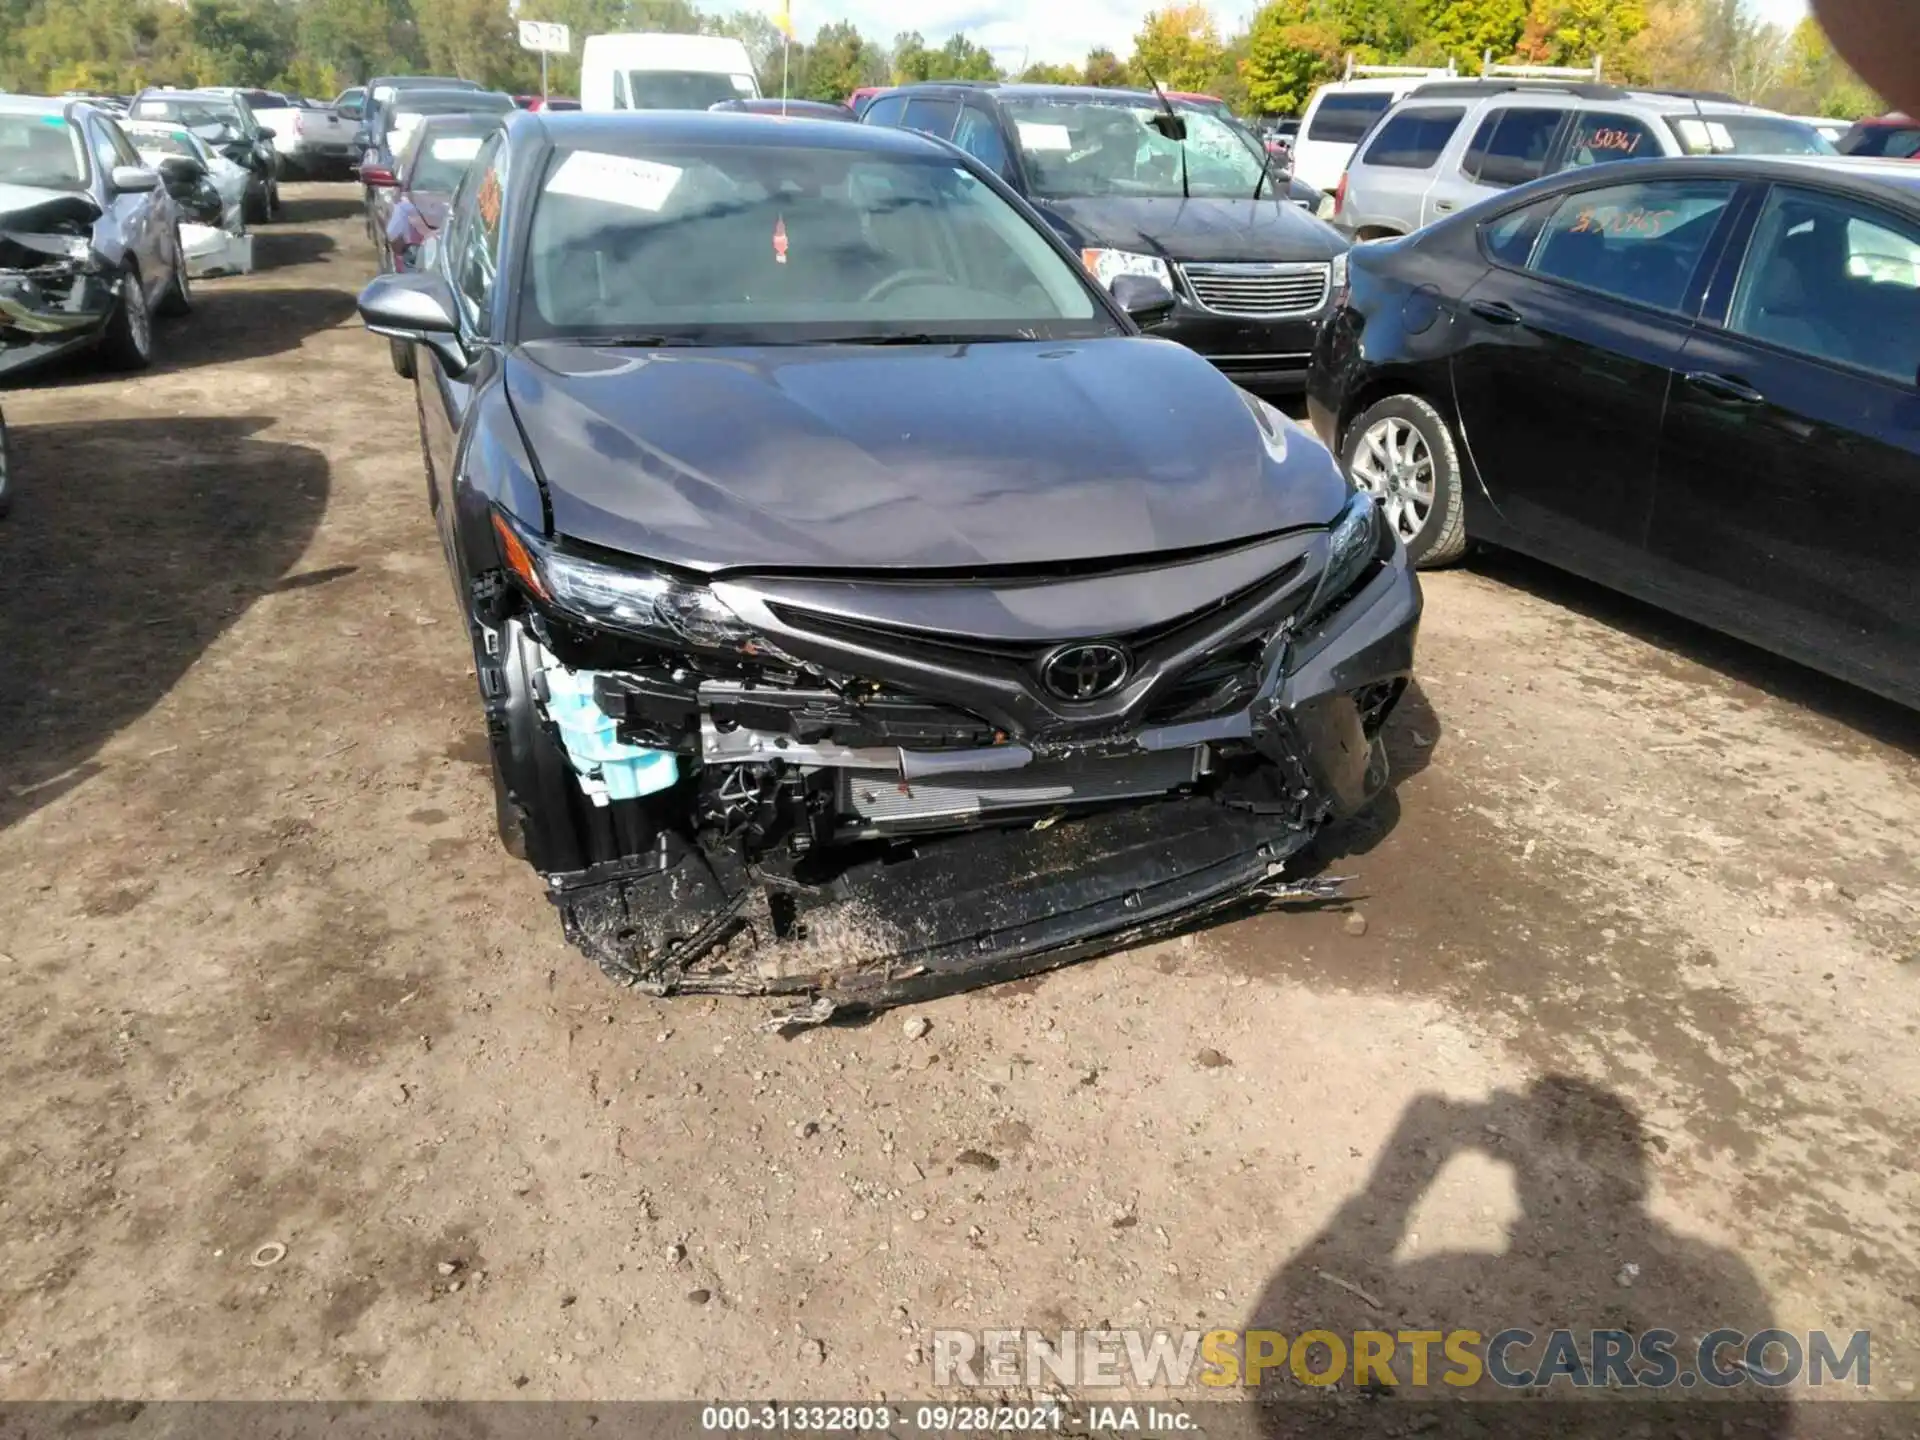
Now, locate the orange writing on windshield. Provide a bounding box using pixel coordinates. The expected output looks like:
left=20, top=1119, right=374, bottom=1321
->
left=1570, top=205, right=1678, bottom=238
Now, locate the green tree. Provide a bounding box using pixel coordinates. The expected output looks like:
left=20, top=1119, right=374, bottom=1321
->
left=1241, top=2, right=1343, bottom=114
left=890, top=29, right=932, bottom=83
left=182, top=0, right=295, bottom=86
left=1083, top=46, right=1129, bottom=86
left=1018, top=60, right=1081, bottom=84
left=416, top=0, right=532, bottom=86
left=1419, top=0, right=1527, bottom=71
left=930, top=32, right=999, bottom=80
left=298, top=0, right=424, bottom=88
left=799, top=19, right=882, bottom=100
left=1517, top=0, right=1647, bottom=68
left=1771, top=12, right=1876, bottom=113
left=1130, top=3, right=1228, bottom=90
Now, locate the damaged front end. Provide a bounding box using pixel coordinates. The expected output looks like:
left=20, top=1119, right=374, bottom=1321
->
left=476, top=495, right=1419, bottom=1013
left=0, top=194, right=115, bottom=372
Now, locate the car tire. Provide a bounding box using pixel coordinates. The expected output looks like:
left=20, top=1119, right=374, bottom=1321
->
left=1342, top=393, right=1468, bottom=568
left=99, top=264, right=154, bottom=371
left=266, top=176, right=282, bottom=221
left=156, top=232, right=192, bottom=316
left=390, top=335, right=415, bottom=379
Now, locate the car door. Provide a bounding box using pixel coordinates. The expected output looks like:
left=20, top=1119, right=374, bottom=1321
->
left=1648, top=182, right=1920, bottom=702
left=900, top=95, right=960, bottom=142
left=422, top=133, right=506, bottom=565
left=1449, top=174, right=1742, bottom=569
left=87, top=118, right=155, bottom=291
left=102, top=117, right=173, bottom=297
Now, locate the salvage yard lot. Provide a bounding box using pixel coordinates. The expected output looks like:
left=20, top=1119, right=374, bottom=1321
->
left=1, top=184, right=1917, bottom=1405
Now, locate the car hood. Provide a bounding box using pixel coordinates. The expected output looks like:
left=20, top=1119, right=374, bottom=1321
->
left=506, top=336, right=1349, bottom=573
left=1040, top=195, right=1345, bottom=263
left=0, top=184, right=101, bottom=235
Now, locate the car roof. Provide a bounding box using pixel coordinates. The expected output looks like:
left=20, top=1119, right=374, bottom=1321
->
left=0, top=94, right=70, bottom=117
left=527, top=107, right=950, bottom=157
left=890, top=81, right=1228, bottom=110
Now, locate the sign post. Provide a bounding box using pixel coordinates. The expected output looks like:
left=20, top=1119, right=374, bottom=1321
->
left=516, top=20, right=572, bottom=102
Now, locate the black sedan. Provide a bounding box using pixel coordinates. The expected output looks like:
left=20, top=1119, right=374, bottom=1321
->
left=1309, top=155, right=1920, bottom=711
left=356, top=110, right=1421, bottom=1008
left=863, top=84, right=1347, bottom=393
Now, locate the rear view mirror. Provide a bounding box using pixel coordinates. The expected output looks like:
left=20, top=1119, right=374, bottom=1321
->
left=1109, top=273, right=1178, bottom=327
left=109, top=165, right=159, bottom=193
left=359, top=270, right=468, bottom=374
left=256, top=125, right=276, bottom=141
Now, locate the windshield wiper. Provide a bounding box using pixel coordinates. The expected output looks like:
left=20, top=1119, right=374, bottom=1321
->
left=816, top=332, right=1019, bottom=346
left=554, top=333, right=701, bottom=348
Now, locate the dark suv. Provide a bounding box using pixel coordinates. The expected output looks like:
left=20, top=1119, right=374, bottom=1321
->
left=864, top=82, right=1350, bottom=393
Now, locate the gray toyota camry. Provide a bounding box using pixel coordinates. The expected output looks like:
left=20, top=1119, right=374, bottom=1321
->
left=357, top=110, right=1420, bottom=1011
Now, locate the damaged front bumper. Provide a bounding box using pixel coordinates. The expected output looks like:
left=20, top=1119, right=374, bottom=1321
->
left=487, top=513, right=1421, bottom=1012
left=0, top=230, right=117, bottom=370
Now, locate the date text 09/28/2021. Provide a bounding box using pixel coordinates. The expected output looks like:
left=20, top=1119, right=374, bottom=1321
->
left=701, top=1405, right=1067, bottom=1432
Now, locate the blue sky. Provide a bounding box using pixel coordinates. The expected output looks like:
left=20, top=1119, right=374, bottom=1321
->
left=743, top=0, right=1813, bottom=67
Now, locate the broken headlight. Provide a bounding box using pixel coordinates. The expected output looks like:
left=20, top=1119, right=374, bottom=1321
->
left=1298, top=490, right=1380, bottom=626
left=491, top=510, right=758, bottom=653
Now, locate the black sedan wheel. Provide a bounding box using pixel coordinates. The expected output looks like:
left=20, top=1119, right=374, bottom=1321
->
left=99, top=266, right=154, bottom=371
left=1343, top=394, right=1468, bottom=568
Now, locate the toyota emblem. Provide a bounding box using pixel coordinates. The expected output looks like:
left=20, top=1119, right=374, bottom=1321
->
left=1040, top=642, right=1131, bottom=702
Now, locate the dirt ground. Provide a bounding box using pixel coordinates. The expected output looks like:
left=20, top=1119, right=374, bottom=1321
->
left=1, top=185, right=1916, bottom=1415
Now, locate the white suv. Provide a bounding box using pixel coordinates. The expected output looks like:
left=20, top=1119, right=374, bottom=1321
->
left=1292, top=62, right=1458, bottom=195
left=1333, top=80, right=1836, bottom=238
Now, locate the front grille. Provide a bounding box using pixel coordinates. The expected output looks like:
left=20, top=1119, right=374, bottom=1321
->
left=1180, top=261, right=1330, bottom=317
left=839, top=749, right=1201, bottom=826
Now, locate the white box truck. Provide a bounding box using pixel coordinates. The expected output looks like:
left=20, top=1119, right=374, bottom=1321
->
left=580, top=33, right=762, bottom=112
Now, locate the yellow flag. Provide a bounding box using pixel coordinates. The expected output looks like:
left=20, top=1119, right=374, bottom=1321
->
left=774, top=0, right=794, bottom=38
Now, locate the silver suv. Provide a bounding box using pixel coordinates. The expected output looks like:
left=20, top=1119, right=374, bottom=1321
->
left=1333, top=80, right=1836, bottom=239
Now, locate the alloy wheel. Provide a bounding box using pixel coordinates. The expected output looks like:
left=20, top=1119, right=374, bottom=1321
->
left=1351, top=416, right=1434, bottom=543
left=125, top=275, right=151, bottom=358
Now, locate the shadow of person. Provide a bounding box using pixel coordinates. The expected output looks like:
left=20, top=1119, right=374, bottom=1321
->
left=1242, top=1077, right=1792, bottom=1438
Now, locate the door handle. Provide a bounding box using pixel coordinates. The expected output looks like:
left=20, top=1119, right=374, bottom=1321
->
left=1469, top=299, right=1522, bottom=325
left=1683, top=371, right=1765, bottom=405
left=1433, top=199, right=1456, bottom=213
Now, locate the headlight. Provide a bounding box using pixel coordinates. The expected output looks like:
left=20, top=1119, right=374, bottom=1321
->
left=1299, top=490, right=1380, bottom=625
left=1329, top=251, right=1350, bottom=303
left=491, top=510, right=759, bottom=653
left=1081, top=248, right=1172, bottom=290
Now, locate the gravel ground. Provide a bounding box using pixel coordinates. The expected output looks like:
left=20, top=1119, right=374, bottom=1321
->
left=0, top=186, right=1915, bottom=1417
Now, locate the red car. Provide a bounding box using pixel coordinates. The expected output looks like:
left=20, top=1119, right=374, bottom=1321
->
left=846, top=86, right=887, bottom=117
left=511, top=95, right=581, bottom=112
left=1838, top=112, right=1920, bottom=158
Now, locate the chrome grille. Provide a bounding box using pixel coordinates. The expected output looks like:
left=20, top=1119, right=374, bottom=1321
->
left=840, top=749, right=1203, bottom=826
left=1180, top=261, right=1330, bottom=317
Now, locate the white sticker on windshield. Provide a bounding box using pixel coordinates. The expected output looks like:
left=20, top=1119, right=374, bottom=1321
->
left=374, top=85, right=395, bottom=102
left=546, top=150, right=684, bottom=212
left=731, top=73, right=756, bottom=93
left=431, top=136, right=484, bottom=162
left=1016, top=121, right=1073, bottom=152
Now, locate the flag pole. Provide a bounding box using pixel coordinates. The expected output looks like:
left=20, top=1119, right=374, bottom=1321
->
left=781, top=34, right=790, bottom=115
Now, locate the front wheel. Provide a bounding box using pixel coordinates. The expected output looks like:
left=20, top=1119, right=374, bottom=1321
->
left=99, top=265, right=154, bottom=371
left=1342, top=393, right=1468, bottom=568
left=0, top=407, right=13, bottom=519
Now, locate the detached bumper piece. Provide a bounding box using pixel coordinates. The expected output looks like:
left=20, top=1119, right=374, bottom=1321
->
left=553, top=795, right=1335, bottom=1016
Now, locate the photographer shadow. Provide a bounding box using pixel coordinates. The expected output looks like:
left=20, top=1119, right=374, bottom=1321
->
left=1243, top=1077, right=1793, bottom=1438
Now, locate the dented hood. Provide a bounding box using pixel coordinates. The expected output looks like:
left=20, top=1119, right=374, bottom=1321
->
left=505, top=336, right=1350, bottom=573
left=0, top=183, right=100, bottom=238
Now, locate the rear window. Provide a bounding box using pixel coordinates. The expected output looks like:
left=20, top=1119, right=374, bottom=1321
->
left=1361, top=106, right=1464, bottom=169
left=1840, top=124, right=1920, bottom=159
left=1562, top=113, right=1660, bottom=168
left=1464, top=107, right=1568, bottom=188
left=1667, top=114, right=1833, bottom=156
left=1307, top=92, right=1394, bottom=144
left=408, top=131, right=490, bottom=190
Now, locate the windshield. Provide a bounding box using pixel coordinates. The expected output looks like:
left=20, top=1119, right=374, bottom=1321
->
left=0, top=113, right=88, bottom=189
left=1002, top=98, right=1267, bottom=200
left=389, top=97, right=512, bottom=153
left=408, top=131, right=488, bottom=190
left=126, top=127, right=198, bottom=160
left=1667, top=114, right=1835, bottom=156
left=133, top=97, right=244, bottom=135
left=1840, top=124, right=1920, bottom=158
left=519, top=141, right=1114, bottom=343
left=626, top=70, right=757, bottom=110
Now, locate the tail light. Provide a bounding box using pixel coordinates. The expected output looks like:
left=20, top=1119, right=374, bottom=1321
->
left=1333, top=172, right=1349, bottom=218
left=291, top=109, right=305, bottom=135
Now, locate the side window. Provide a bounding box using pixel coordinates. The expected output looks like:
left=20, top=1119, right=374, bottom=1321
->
left=103, top=118, right=143, bottom=168
left=1306, top=92, right=1392, bottom=144
left=952, top=104, right=1011, bottom=178
left=901, top=97, right=959, bottom=140
left=451, top=134, right=508, bottom=331
left=1529, top=178, right=1736, bottom=313
left=87, top=122, right=122, bottom=181
left=1464, top=108, right=1568, bottom=188
left=1728, top=186, right=1920, bottom=382
left=1361, top=106, right=1465, bottom=169
left=1480, top=198, right=1554, bottom=267
left=1561, top=113, right=1660, bottom=170
left=862, top=94, right=907, bottom=129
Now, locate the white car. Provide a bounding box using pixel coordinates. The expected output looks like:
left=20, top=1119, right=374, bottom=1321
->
left=122, top=119, right=253, bottom=276
left=205, top=87, right=359, bottom=178
left=1293, top=62, right=1459, bottom=194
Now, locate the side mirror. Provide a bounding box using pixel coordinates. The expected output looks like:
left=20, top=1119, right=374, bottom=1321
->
left=359, top=270, right=468, bottom=375
left=256, top=125, right=276, bottom=141
left=157, top=154, right=208, bottom=185
left=109, top=164, right=160, bottom=194
left=1109, top=272, right=1178, bottom=327
left=360, top=164, right=398, bottom=187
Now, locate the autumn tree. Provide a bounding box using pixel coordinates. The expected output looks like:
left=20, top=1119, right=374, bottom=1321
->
left=1130, top=4, right=1228, bottom=90
left=1019, top=60, right=1082, bottom=84
left=1774, top=14, right=1877, bottom=115
left=1083, top=46, right=1129, bottom=86
left=1516, top=0, right=1646, bottom=68
left=1419, top=0, right=1528, bottom=71
left=1240, top=0, right=1342, bottom=114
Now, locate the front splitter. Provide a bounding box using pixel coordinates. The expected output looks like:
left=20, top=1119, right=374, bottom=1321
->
left=551, top=797, right=1337, bottom=1015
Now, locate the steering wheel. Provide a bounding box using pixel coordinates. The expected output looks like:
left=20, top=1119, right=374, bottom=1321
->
left=860, top=268, right=950, bottom=304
